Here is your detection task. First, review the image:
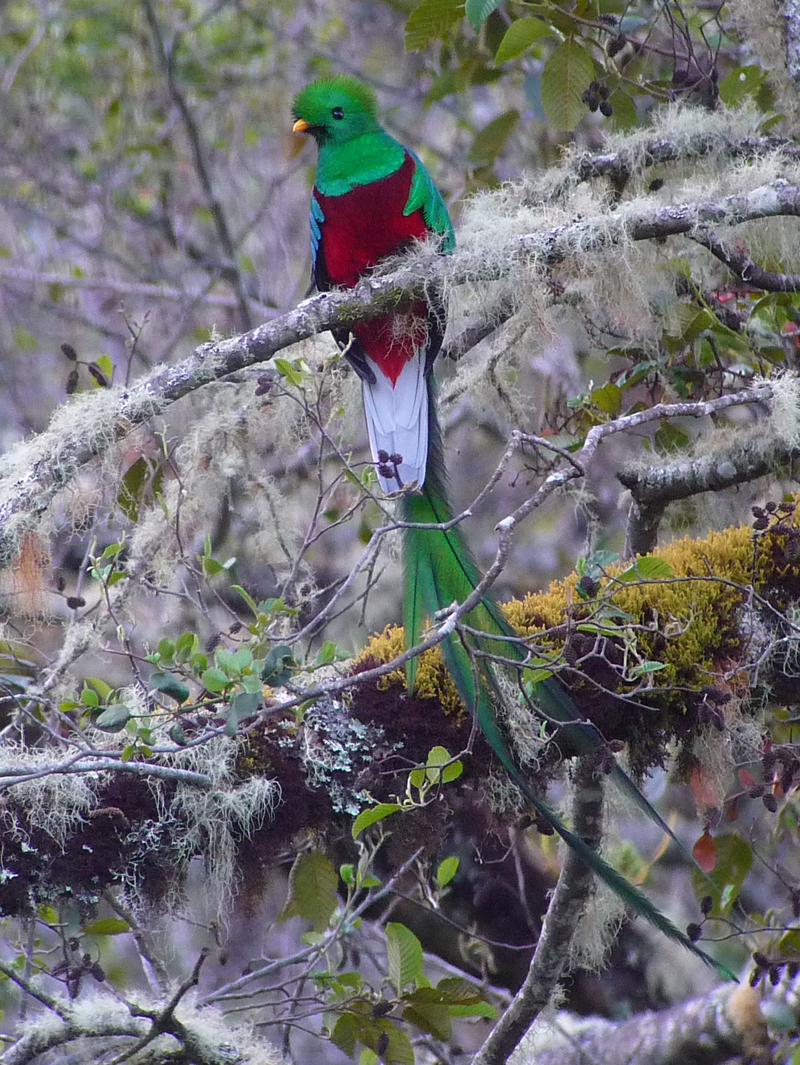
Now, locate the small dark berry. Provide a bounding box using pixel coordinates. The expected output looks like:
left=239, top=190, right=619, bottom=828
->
left=700, top=895, right=714, bottom=916
left=206, top=632, right=222, bottom=652
left=753, top=951, right=769, bottom=968
left=766, top=501, right=778, bottom=513
left=376, top=1032, right=389, bottom=1057
left=599, top=100, right=613, bottom=117
left=686, top=923, right=703, bottom=942
left=649, top=178, right=664, bottom=192
left=229, top=621, right=242, bottom=635
left=377, top=449, right=390, bottom=462
left=66, top=368, right=79, bottom=394
left=763, top=792, right=778, bottom=812
left=66, top=596, right=85, bottom=609
left=752, top=506, right=766, bottom=518
left=55, top=575, right=66, bottom=592
left=61, top=343, right=78, bottom=361
left=752, top=516, right=769, bottom=531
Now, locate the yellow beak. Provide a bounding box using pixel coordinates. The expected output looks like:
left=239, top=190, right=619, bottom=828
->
left=292, top=118, right=312, bottom=134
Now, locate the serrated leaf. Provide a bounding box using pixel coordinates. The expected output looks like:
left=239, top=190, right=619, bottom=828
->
left=495, top=17, right=553, bottom=62
left=468, top=109, right=519, bottom=165
left=402, top=1000, right=452, bottom=1039
left=352, top=803, right=402, bottom=839
left=386, top=923, right=423, bottom=994
left=405, top=0, right=464, bottom=51
left=82, top=918, right=130, bottom=936
left=541, top=38, right=596, bottom=130
left=94, top=704, right=131, bottom=732
left=280, top=852, right=338, bottom=931
left=436, top=856, right=459, bottom=887
left=331, top=1012, right=359, bottom=1057
left=465, top=0, right=501, bottom=30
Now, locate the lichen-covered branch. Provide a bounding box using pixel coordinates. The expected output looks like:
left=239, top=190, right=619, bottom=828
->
left=1, top=181, right=799, bottom=565
left=515, top=983, right=772, bottom=1065
left=472, top=757, right=604, bottom=1065
left=620, top=430, right=790, bottom=556
left=776, top=0, right=800, bottom=102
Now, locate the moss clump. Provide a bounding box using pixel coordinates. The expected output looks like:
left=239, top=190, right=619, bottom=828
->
left=357, top=509, right=800, bottom=775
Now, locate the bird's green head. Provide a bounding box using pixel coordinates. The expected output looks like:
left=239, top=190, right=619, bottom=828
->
left=292, top=76, right=381, bottom=147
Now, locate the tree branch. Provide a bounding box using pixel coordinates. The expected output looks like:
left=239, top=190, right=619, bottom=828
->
left=0, top=181, right=796, bottom=565
left=620, top=425, right=787, bottom=556
left=472, top=757, right=604, bottom=1065
left=690, top=225, right=800, bottom=291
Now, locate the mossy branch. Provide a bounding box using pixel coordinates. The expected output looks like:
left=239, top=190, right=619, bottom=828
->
left=2, top=180, right=800, bottom=565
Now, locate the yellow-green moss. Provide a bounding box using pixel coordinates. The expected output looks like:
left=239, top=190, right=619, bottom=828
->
left=359, top=512, right=800, bottom=712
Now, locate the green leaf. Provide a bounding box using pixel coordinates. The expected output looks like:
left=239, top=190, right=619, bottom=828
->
left=436, top=856, right=459, bottom=888
left=629, top=660, right=666, bottom=678
left=405, top=0, right=464, bottom=51
left=80, top=686, right=98, bottom=708
left=422, top=746, right=463, bottom=785
left=261, top=645, right=295, bottom=686
left=316, top=640, right=337, bottom=666
left=468, top=109, right=519, bottom=165
left=280, top=852, right=339, bottom=931
left=229, top=690, right=262, bottom=721
left=94, top=704, right=131, bottom=732
left=654, top=419, right=691, bottom=453
left=150, top=671, right=190, bottom=703
left=495, top=17, right=553, bottom=62
left=175, top=632, right=198, bottom=662
left=85, top=677, right=113, bottom=702
left=691, top=833, right=753, bottom=916
left=158, top=638, right=175, bottom=661
left=541, top=38, right=596, bottom=130
left=402, top=1000, right=452, bottom=1039
left=386, top=922, right=423, bottom=994
left=591, top=382, right=621, bottom=416
left=82, top=918, right=130, bottom=936
left=465, top=0, right=501, bottom=30
left=331, top=1012, right=359, bottom=1057
left=615, top=556, right=674, bottom=583
left=352, top=803, right=403, bottom=839
left=201, top=667, right=230, bottom=693
left=719, top=65, right=766, bottom=107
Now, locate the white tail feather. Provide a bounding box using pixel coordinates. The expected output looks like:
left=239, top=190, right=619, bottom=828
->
left=362, top=353, right=428, bottom=491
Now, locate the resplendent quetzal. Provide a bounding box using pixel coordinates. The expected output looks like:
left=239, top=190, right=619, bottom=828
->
left=292, top=75, right=734, bottom=980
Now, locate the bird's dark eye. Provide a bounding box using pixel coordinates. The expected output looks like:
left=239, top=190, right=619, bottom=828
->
left=331, top=107, right=344, bottom=120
